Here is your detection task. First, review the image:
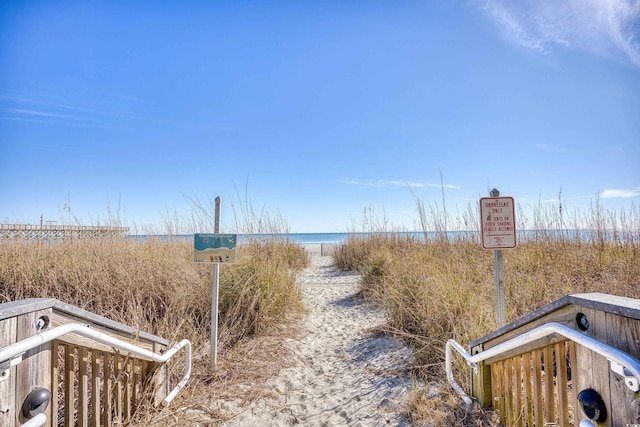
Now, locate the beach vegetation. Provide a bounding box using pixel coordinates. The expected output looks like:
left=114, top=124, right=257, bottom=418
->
left=333, top=197, right=639, bottom=425
left=0, top=200, right=308, bottom=425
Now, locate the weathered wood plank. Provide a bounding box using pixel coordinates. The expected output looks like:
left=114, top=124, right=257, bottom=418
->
left=91, top=351, right=101, bottom=427
left=51, top=342, right=60, bottom=427
left=114, top=355, right=123, bottom=424
left=555, top=341, right=569, bottom=427
left=153, top=342, right=168, bottom=406
left=0, top=315, right=17, bottom=427
left=123, top=359, right=132, bottom=421
left=16, top=309, right=53, bottom=427
left=78, top=347, right=89, bottom=427
left=64, top=344, right=75, bottom=425
left=504, top=358, right=514, bottom=426
left=568, top=340, right=578, bottom=427
left=513, top=355, right=523, bottom=427
left=471, top=344, right=493, bottom=407
left=575, top=307, right=612, bottom=427
left=532, top=348, right=543, bottom=427
left=523, top=351, right=533, bottom=427
left=543, top=345, right=555, bottom=424
left=605, top=312, right=640, bottom=424
left=102, top=353, right=112, bottom=427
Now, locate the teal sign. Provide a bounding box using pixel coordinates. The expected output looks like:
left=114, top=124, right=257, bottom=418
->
left=194, top=233, right=237, bottom=263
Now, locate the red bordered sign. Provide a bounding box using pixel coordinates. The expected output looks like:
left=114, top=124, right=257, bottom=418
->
left=480, top=196, right=517, bottom=249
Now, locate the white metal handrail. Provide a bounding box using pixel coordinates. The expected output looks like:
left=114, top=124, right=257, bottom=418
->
left=0, top=322, right=191, bottom=407
left=446, top=321, right=640, bottom=406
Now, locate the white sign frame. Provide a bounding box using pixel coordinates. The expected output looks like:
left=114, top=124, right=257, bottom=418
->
left=480, top=196, right=517, bottom=249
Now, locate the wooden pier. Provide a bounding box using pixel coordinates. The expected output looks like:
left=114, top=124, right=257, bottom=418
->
left=0, top=224, right=129, bottom=243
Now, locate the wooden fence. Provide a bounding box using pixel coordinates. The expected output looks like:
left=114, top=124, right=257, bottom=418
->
left=468, top=293, right=640, bottom=426
left=0, top=299, right=169, bottom=426
left=0, top=225, right=129, bottom=243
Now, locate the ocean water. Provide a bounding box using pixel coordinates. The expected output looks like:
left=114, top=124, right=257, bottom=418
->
left=134, top=231, right=447, bottom=245
left=131, top=228, right=634, bottom=245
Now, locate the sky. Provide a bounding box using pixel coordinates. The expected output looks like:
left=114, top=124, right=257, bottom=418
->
left=1, top=0, right=639, bottom=233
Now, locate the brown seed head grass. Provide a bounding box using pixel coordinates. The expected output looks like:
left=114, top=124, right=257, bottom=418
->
left=0, top=235, right=308, bottom=424
left=333, top=199, right=640, bottom=425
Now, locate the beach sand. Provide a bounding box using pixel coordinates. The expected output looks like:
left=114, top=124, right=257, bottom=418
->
left=224, top=245, right=416, bottom=426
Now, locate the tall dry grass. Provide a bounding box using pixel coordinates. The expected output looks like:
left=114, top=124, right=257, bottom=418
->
left=333, top=199, right=639, bottom=425
left=0, top=234, right=308, bottom=424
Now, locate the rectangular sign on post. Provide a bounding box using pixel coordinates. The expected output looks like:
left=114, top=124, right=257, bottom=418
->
left=480, top=196, right=517, bottom=249
left=194, top=233, right=238, bottom=263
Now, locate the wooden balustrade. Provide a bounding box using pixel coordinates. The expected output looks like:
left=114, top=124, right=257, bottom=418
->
left=469, top=293, right=640, bottom=426
left=0, top=224, right=129, bottom=243
left=0, top=299, right=168, bottom=427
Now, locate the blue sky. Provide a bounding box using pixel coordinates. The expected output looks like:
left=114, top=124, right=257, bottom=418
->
left=1, top=1, right=639, bottom=233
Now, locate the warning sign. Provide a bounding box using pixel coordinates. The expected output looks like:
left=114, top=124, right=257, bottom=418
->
left=480, top=197, right=517, bottom=249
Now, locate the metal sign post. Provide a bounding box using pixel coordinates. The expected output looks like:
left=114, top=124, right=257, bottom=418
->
left=192, top=197, right=237, bottom=371
left=211, top=196, right=221, bottom=370
left=480, top=189, right=517, bottom=328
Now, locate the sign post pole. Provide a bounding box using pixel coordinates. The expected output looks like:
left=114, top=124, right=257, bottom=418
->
left=211, top=196, right=221, bottom=371
left=480, top=188, right=516, bottom=328
left=490, top=189, right=506, bottom=327
left=494, top=246, right=506, bottom=328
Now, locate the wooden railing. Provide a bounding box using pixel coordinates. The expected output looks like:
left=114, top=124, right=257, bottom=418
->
left=465, top=293, right=640, bottom=426
left=0, top=224, right=129, bottom=243
left=0, top=299, right=174, bottom=427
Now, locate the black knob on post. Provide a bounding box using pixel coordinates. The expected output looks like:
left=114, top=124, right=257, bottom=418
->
left=22, top=388, right=51, bottom=419
left=577, top=388, right=607, bottom=422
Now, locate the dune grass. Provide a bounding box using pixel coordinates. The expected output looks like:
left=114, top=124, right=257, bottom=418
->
left=0, top=235, right=308, bottom=424
left=332, top=200, right=640, bottom=425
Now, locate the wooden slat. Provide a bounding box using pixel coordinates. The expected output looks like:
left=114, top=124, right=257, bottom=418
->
left=513, top=355, right=523, bottom=427
left=604, top=311, right=640, bottom=421
left=16, top=310, right=53, bottom=426
left=568, top=341, right=578, bottom=426
left=523, top=351, right=533, bottom=427
left=124, top=359, right=132, bottom=420
left=574, top=308, right=612, bottom=427
left=532, top=348, right=543, bottom=427
left=78, top=347, right=89, bottom=426
left=102, top=353, right=112, bottom=427
left=493, top=361, right=505, bottom=422
left=91, top=351, right=101, bottom=427
left=64, top=345, right=75, bottom=425
left=153, top=341, right=168, bottom=406
left=555, top=342, right=569, bottom=426
left=0, top=316, right=17, bottom=427
left=114, top=355, right=123, bottom=424
left=543, top=345, right=555, bottom=424
left=504, top=358, right=513, bottom=426
left=51, top=341, right=60, bottom=427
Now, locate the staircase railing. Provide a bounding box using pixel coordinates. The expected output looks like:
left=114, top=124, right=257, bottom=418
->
left=0, top=298, right=192, bottom=427
left=446, top=293, right=640, bottom=426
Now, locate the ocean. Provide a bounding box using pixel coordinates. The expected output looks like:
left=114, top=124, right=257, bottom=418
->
left=132, top=228, right=633, bottom=245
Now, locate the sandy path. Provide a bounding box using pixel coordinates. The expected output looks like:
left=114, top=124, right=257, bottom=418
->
left=226, top=246, right=414, bottom=427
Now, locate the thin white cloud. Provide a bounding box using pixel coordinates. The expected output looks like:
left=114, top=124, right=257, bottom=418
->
left=4, top=108, right=82, bottom=120
left=477, top=0, right=640, bottom=67
left=340, top=179, right=460, bottom=189
left=0, top=96, right=133, bottom=118
left=601, top=187, right=640, bottom=198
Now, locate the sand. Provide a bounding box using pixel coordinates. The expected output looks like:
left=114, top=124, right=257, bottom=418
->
left=224, top=245, right=416, bottom=427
